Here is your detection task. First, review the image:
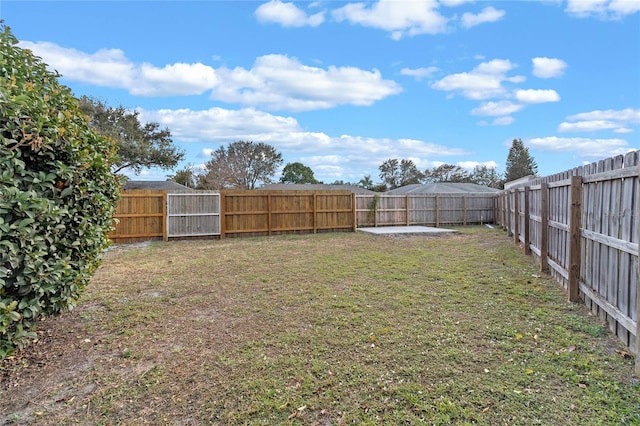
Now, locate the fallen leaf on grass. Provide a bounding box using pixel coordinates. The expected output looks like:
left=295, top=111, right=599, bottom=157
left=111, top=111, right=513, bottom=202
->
left=615, top=349, right=632, bottom=358
left=482, top=406, right=491, bottom=413
left=525, top=368, right=534, bottom=375
left=515, top=333, right=523, bottom=340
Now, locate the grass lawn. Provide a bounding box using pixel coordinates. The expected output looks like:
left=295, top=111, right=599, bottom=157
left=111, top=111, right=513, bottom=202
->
left=1, top=227, right=638, bottom=425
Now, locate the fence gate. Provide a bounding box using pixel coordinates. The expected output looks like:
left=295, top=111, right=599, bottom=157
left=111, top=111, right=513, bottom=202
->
left=166, top=193, right=221, bottom=239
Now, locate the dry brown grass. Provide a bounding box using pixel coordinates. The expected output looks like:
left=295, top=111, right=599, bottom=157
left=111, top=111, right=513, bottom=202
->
left=1, top=228, right=638, bottom=425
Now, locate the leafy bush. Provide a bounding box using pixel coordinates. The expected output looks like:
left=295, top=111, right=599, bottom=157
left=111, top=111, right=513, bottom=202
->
left=0, top=24, right=120, bottom=358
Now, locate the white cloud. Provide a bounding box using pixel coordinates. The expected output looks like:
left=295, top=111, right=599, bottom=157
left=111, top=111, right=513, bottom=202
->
left=458, top=160, right=499, bottom=169
left=440, top=0, right=474, bottom=6
left=527, top=136, right=632, bottom=158
left=471, top=101, right=524, bottom=116
left=138, top=106, right=468, bottom=158
left=559, top=120, right=621, bottom=132
left=136, top=63, right=219, bottom=96
left=514, top=89, right=560, bottom=103
left=566, top=0, right=640, bottom=18
left=432, top=59, right=517, bottom=100
left=19, top=41, right=136, bottom=89
left=566, top=108, right=640, bottom=122
left=331, top=0, right=448, bottom=39
left=19, top=41, right=218, bottom=97
left=255, top=0, right=325, bottom=27
left=212, top=54, right=402, bottom=111
left=558, top=108, right=640, bottom=133
left=400, top=66, right=439, bottom=80
left=137, top=107, right=302, bottom=143
left=461, top=6, right=506, bottom=28
left=532, top=57, right=567, bottom=78
left=18, top=41, right=400, bottom=112
left=493, top=116, right=515, bottom=126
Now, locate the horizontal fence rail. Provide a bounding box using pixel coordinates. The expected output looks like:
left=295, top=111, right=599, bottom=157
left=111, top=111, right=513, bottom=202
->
left=496, top=151, right=639, bottom=372
left=356, top=194, right=495, bottom=228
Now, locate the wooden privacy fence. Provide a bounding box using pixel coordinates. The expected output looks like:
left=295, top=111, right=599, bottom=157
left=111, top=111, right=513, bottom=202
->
left=167, top=192, right=220, bottom=238
left=109, top=190, right=356, bottom=241
left=356, top=194, right=495, bottom=227
left=495, top=151, right=639, bottom=372
left=109, top=190, right=166, bottom=243
left=222, top=190, right=355, bottom=237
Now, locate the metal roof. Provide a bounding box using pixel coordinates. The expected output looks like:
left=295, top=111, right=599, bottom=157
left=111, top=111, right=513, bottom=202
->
left=123, top=180, right=194, bottom=191
left=386, top=183, right=501, bottom=194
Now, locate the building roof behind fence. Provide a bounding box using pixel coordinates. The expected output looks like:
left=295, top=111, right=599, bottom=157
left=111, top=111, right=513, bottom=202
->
left=259, top=183, right=376, bottom=195
left=386, top=183, right=501, bottom=194
left=123, top=180, right=194, bottom=192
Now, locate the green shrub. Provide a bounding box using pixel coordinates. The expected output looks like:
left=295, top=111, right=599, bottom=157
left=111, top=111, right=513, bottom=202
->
left=0, top=24, right=120, bottom=358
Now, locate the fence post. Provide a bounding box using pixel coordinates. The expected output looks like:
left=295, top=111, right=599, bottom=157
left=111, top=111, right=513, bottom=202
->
left=540, top=183, right=549, bottom=272
left=220, top=191, right=226, bottom=239
left=267, top=194, right=272, bottom=236
left=568, top=175, right=583, bottom=302
left=313, top=193, right=318, bottom=234
left=523, top=187, right=530, bottom=255
left=463, top=196, right=467, bottom=226
left=513, top=188, right=519, bottom=244
left=435, top=195, right=440, bottom=227
left=352, top=193, right=357, bottom=232
left=162, top=192, right=168, bottom=242
left=406, top=195, right=410, bottom=226
left=506, top=191, right=512, bottom=236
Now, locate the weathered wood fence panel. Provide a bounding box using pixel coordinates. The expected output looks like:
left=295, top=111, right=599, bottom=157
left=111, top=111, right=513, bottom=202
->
left=109, top=190, right=166, bottom=243
left=496, top=151, right=639, bottom=371
left=167, top=193, right=220, bottom=239
left=221, top=190, right=355, bottom=238
left=356, top=194, right=496, bottom=227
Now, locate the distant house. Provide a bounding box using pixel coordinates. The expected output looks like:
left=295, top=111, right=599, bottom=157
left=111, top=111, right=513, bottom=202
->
left=386, top=182, right=501, bottom=195
left=503, top=175, right=537, bottom=190
left=259, top=183, right=376, bottom=195
left=123, top=180, right=194, bottom=192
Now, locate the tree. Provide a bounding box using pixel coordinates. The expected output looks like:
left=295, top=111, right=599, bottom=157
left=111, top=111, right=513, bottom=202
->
left=78, top=96, right=184, bottom=175
left=358, top=175, right=374, bottom=189
left=504, top=138, right=538, bottom=182
left=167, top=164, right=201, bottom=189
left=0, top=25, right=120, bottom=357
left=202, top=141, right=283, bottom=189
left=379, top=158, right=423, bottom=189
left=379, top=159, right=401, bottom=189
left=469, top=165, right=504, bottom=189
left=280, top=162, right=320, bottom=184
left=423, top=164, right=470, bottom=183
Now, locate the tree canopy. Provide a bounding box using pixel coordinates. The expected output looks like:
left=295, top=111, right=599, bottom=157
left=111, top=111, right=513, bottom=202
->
left=504, top=138, right=538, bottom=183
left=167, top=164, right=200, bottom=189
left=280, top=162, right=320, bottom=184
left=78, top=96, right=184, bottom=175
left=379, top=159, right=423, bottom=190
left=0, top=25, right=119, bottom=357
left=422, top=164, right=504, bottom=189
left=202, top=141, right=283, bottom=189
left=423, top=164, right=470, bottom=183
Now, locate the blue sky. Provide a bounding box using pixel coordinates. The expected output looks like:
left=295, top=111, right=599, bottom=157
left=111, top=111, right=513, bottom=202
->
left=2, top=0, right=639, bottom=184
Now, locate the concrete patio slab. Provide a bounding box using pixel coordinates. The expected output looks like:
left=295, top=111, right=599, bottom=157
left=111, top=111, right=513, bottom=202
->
left=357, top=226, right=457, bottom=235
